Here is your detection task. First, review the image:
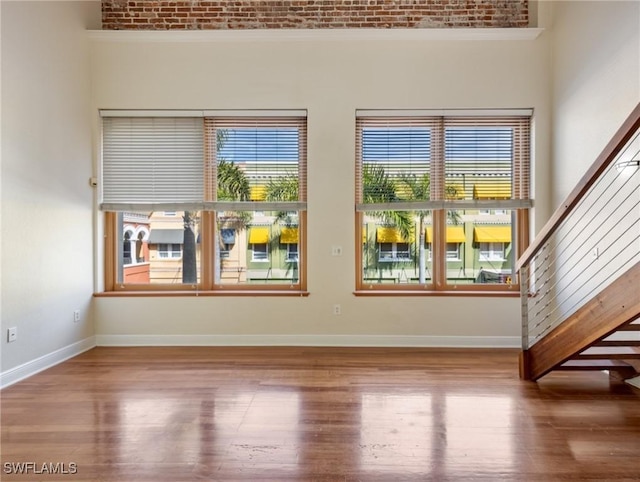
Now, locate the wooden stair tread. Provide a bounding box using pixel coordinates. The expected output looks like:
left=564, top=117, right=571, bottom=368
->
left=618, top=323, right=640, bottom=331
left=558, top=359, right=635, bottom=371
left=595, top=340, right=640, bottom=347
left=577, top=346, right=640, bottom=359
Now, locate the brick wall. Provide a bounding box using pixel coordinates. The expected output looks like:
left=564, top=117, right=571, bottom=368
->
left=102, top=1, right=529, bottom=30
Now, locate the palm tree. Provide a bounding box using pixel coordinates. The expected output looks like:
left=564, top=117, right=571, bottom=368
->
left=396, top=173, right=430, bottom=283
left=213, top=155, right=252, bottom=283
left=181, top=211, right=198, bottom=283
left=361, top=165, right=461, bottom=284
left=262, top=174, right=301, bottom=281
left=182, top=130, right=251, bottom=284
left=264, top=173, right=299, bottom=224
left=397, top=172, right=461, bottom=283
left=362, top=164, right=413, bottom=240
left=360, top=164, right=414, bottom=280
left=217, top=158, right=251, bottom=202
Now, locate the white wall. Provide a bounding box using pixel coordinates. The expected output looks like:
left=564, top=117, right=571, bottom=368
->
left=90, top=30, right=552, bottom=346
left=5, top=0, right=633, bottom=373
left=528, top=1, right=640, bottom=347
left=1, top=1, right=100, bottom=382
left=2, top=1, right=632, bottom=375
left=550, top=0, right=640, bottom=206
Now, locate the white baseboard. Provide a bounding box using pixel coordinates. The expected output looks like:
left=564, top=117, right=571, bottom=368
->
left=0, top=336, right=96, bottom=389
left=96, top=334, right=520, bottom=348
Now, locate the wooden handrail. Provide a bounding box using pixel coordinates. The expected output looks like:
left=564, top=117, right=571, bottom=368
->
left=516, top=103, right=640, bottom=272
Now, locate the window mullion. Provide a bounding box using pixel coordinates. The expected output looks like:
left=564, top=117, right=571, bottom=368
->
left=431, top=118, right=445, bottom=201
left=432, top=119, right=446, bottom=289
left=433, top=210, right=447, bottom=290
left=200, top=211, right=214, bottom=290
left=105, top=212, right=117, bottom=291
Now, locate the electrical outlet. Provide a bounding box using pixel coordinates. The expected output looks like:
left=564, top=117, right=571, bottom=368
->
left=331, top=245, right=343, bottom=256
left=333, top=304, right=341, bottom=315
left=73, top=310, right=80, bottom=323
left=7, top=327, right=17, bottom=343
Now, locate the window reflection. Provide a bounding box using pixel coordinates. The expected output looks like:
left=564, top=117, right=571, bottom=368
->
left=360, top=393, right=433, bottom=471
left=445, top=395, right=514, bottom=473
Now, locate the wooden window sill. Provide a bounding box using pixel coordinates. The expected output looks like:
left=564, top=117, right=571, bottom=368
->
left=95, top=290, right=310, bottom=297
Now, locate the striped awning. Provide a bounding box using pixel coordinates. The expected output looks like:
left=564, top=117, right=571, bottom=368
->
left=376, top=227, right=409, bottom=243
left=248, top=227, right=270, bottom=244
left=147, top=229, right=183, bottom=244
left=473, top=183, right=511, bottom=200
left=425, top=226, right=466, bottom=243
left=280, top=227, right=298, bottom=244
left=474, top=226, right=511, bottom=243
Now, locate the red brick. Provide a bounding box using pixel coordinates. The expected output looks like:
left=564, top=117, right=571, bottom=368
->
left=102, top=0, right=529, bottom=30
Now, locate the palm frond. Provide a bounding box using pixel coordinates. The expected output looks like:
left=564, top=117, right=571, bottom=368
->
left=265, top=174, right=299, bottom=202
left=263, top=174, right=300, bottom=225
left=217, top=158, right=250, bottom=201
left=398, top=172, right=430, bottom=201
left=362, top=164, right=414, bottom=240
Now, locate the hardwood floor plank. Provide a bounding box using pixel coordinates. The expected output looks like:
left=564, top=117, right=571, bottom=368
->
left=2, top=347, right=640, bottom=481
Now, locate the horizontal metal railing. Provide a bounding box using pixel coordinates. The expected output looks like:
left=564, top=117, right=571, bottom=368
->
left=517, top=104, right=640, bottom=352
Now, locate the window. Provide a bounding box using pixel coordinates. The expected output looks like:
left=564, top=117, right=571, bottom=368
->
left=428, top=243, right=462, bottom=261
left=378, top=242, right=393, bottom=261
left=123, top=232, right=133, bottom=265
left=286, top=243, right=299, bottom=262
left=157, top=243, right=181, bottom=259
left=446, top=243, right=460, bottom=261
left=219, top=228, right=235, bottom=259
left=378, top=242, right=411, bottom=262
left=479, top=242, right=506, bottom=261
left=102, top=111, right=307, bottom=293
left=251, top=243, right=269, bottom=262
left=356, top=110, right=531, bottom=293
left=220, top=244, right=232, bottom=259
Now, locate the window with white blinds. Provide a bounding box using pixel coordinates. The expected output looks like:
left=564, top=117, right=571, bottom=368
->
left=205, top=116, right=307, bottom=211
left=101, top=110, right=308, bottom=293
left=356, top=112, right=531, bottom=210
left=100, top=112, right=307, bottom=212
left=355, top=110, right=532, bottom=292
left=101, top=116, right=205, bottom=211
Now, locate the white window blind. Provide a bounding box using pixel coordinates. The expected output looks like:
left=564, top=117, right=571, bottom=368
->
left=205, top=116, right=307, bottom=211
left=444, top=117, right=531, bottom=204
left=355, top=112, right=532, bottom=211
left=101, top=112, right=307, bottom=212
left=101, top=117, right=205, bottom=211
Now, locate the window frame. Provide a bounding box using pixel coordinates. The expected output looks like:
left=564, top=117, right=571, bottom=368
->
left=220, top=243, right=232, bottom=259
left=102, top=111, right=308, bottom=295
left=157, top=243, right=182, bottom=259
left=446, top=242, right=461, bottom=261
left=285, top=243, right=299, bottom=263
left=378, top=242, right=411, bottom=262
left=251, top=243, right=269, bottom=262
left=479, top=242, right=506, bottom=262
left=355, top=111, right=531, bottom=295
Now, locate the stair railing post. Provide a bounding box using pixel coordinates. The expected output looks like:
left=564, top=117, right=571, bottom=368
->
left=520, top=264, right=530, bottom=351
left=519, top=264, right=532, bottom=380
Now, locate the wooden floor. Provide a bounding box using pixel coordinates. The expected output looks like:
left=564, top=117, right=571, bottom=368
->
left=2, top=347, right=640, bottom=481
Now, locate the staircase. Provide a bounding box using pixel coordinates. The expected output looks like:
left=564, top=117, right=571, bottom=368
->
left=518, top=104, right=640, bottom=382
left=544, top=323, right=640, bottom=380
